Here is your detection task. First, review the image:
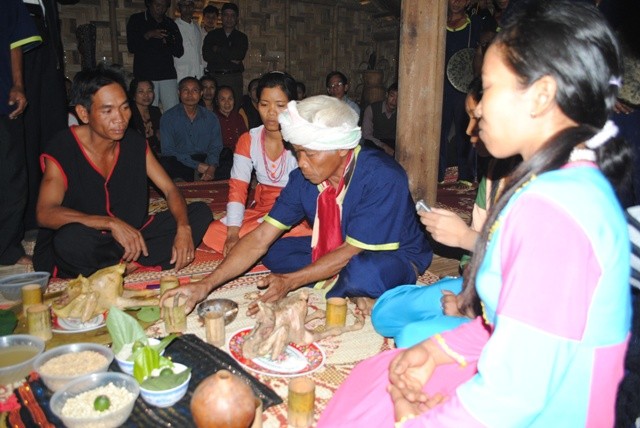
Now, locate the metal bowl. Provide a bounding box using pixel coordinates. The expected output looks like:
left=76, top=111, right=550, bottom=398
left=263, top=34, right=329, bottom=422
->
left=196, top=298, right=239, bottom=325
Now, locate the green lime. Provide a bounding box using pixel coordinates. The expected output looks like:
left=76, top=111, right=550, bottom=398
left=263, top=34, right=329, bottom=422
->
left=93, top=395, right=111, bottom=412
left=160, top=368, right=173, bottom=377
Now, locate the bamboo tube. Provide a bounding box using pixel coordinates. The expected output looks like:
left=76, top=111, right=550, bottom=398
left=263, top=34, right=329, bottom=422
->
left=204, top=311, right=225, bottom=347
left=288, top=377, right=315, bottom=428
left=21, top=284, right=42, bottom=316
left=160, top=275, right=180, bottom=295
left=27, top=304, right=52, bottom=341
left=325, top=297, right=347, bottom=328
left=162, top=294, right=187, bottom=333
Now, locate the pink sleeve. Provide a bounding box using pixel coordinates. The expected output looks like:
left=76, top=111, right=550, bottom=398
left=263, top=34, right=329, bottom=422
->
left=434, top=316, right=491, bottom=366
left=497, top=193, right=599, bottom=337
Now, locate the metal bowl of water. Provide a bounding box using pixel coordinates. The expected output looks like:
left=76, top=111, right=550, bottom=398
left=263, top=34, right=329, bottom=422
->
left=196, top=298, right=239, bottom=325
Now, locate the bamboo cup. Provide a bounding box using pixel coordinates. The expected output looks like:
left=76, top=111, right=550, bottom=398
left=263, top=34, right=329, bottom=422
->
left=162, top=294, right=187, bottom=334
left=160, top=275, right=180, bottom=295
left=325, top=297, right=348, bottom=328
left=288, top=377, right=315, bottom=428
left=204, top=311, right=225, bottom=347
left=21, top=284, right=43, bottom=316
left=27, top=304, right=52, bottom=341
left=251, top=397, right=263, bottom=428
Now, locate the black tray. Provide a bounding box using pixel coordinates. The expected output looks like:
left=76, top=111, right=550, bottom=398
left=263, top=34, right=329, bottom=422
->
left=26, top=334, right=282, bottom=427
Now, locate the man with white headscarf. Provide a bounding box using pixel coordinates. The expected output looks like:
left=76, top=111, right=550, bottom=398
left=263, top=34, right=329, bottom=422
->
left=161, top=95, right=432, bottom=315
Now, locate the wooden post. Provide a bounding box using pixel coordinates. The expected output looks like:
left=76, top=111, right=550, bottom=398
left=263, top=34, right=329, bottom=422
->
left=396, top=0, right=446, bottom=206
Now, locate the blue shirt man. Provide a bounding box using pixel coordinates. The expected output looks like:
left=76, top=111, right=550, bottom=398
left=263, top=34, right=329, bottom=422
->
left=160, top=77, right=223, bottom=182
left=160, top=96, right=432, bottom=317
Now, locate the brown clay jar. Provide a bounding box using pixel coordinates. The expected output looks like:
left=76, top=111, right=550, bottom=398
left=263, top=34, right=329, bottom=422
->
left=191, top=369, right=257, bottom=428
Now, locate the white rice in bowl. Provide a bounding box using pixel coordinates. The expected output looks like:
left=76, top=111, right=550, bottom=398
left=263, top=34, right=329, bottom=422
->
left=39, top=351, right=108, bottom=376
left=61, top=382, right=136, bottom=419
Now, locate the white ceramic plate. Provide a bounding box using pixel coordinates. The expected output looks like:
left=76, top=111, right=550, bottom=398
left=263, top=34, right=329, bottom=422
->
left=228, top=328, right=325, bottom=377
left=51, top=313, right=106, bottom=334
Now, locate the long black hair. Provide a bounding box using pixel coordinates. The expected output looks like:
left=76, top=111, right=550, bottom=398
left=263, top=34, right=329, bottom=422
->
left=459, top=0, right=633, bottom=316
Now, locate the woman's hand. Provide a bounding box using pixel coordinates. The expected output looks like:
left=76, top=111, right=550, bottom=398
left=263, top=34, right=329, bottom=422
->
left=388, top=384, right=449, bottom=423
left=441, top=290, right=463, bottom=317
left=419, top=208, right=477, bottom=251
left=389, top=342, right=437, bottom=404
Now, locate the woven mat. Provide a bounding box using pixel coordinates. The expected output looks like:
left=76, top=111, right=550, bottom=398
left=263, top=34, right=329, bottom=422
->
left=145, top=269, right=440, bottom=426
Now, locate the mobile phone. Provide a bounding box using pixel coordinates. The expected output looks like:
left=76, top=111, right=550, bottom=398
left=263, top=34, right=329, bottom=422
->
left=415, top=199, right=431, bottom=213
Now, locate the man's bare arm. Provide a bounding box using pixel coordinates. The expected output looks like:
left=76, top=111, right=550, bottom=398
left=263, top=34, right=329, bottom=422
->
left=160, top=221, right=283, bottom=313
left=36, top=157, right=148, bottom=260
left=146, top=149, right=194, bottom=269
left=251, top=241, right=364, bottom=311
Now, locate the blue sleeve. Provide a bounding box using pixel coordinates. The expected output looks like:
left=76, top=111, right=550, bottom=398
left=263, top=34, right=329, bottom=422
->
left=8, top=0, right=41, bottom=51
left=206, top=114, right=223, bottom=167
left=160, top=110, right=198, bottom=169
left=265, top=169, right=311, bottom=229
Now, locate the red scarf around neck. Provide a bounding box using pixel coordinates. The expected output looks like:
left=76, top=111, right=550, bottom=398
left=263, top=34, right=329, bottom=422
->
left=312, top=151, right=353, bottom=262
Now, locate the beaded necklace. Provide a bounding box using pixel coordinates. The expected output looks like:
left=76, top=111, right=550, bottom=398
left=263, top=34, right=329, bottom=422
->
left=261, top=128, right=288, bottom=183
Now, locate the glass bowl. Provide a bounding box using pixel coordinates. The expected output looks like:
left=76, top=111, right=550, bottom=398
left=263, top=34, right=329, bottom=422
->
left=0, top=272, right=50, bottom=301
left=50, top=372, right=139, bottom=428
left=0, top=334, right=45, bottom=387
left=34, top=343, right=114, bottom=391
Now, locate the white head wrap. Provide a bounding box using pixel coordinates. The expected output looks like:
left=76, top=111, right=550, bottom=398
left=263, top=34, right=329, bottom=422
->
left=278, top=95, right=361, bottom=151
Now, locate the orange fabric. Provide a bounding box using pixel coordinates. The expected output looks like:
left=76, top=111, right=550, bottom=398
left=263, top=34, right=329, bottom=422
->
left=203, top=182, right=311, bottom=253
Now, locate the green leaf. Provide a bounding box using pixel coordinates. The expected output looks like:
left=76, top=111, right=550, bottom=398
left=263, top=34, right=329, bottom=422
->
left=153, top=334, right=177, bottom=353
left=0, top=310, right=18, bottom=336
left=137, top=306, right=160, bottom=322
left=106, top=306, right=148, bottom=355
left=132, top=343, right=177, bottom=384
left=133, top=346, right=160, bottom=383
left=140, top=367, right=191, bottom=391
left=127, top=334, right=177, bottom=362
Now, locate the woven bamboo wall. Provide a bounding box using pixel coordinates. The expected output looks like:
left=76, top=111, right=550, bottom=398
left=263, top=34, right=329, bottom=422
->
left=58, top=0, right=398, bottom=106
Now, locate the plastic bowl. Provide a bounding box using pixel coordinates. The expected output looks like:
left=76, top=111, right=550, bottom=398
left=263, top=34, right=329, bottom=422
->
left=50, top=372, right=139, bottom=428
left=0, top=272, right=50, bottom=301
left=115, top=338, right=163, bottom=375
left=196, top=298, right=239, bottom=325
left=0, top=334, right=45, bottom=387
left=139, top=363, right=190, bottom=408
left=34, top=343, right=114, bottom=392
